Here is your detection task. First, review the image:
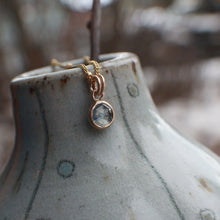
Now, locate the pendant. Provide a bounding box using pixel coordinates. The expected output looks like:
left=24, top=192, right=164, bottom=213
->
left=87, top=72, right=115, bottom=129
left=89, top=100, right=115, bottom=129
left=51, top=58, right=115, bottom=129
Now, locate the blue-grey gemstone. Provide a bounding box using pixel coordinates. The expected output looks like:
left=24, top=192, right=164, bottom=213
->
left=92, top=103, right=113, bottom=128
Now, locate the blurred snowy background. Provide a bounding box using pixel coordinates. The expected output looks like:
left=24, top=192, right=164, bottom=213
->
left=0, top=0, right=220, bottom=168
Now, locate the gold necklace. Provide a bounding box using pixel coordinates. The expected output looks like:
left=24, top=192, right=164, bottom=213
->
left=51, top=57, right=115, bottom=129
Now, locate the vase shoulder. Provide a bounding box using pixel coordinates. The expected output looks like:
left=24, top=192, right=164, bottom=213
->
left=0, top=52, right=220, bottom=220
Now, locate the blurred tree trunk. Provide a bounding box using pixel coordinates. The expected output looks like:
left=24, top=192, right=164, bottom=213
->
left=101, top=0, right=135, bottom=53
left=2, top=0, right=46, bottom=71
left=0, top=49, right=10, bottom=115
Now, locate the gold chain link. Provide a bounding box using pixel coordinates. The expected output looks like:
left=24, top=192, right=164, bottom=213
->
left=51, top=57, right=100, bottom=77
left=51, top=57, right=104, bottom=101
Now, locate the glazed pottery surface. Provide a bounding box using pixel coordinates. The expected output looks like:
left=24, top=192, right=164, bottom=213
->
left=0, top=52, right=220, bottom=220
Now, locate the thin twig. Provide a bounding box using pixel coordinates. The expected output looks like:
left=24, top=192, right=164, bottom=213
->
left=90, top=0, right=101, bottom=61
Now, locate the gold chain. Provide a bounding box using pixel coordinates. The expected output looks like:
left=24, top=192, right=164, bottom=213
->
left=51, top=57, right=104, bottom=101
left=51, top=57, right=100, bottom=77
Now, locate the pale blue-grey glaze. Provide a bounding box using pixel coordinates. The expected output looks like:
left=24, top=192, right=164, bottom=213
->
left=0, top=52, right=219, bottom=220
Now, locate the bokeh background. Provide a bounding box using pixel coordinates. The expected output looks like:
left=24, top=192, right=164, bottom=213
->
left=0, top=0, right=220, bottom=167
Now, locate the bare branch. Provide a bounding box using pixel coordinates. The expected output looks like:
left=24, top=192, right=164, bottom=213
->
left=90, top=0, right=101, bottom=61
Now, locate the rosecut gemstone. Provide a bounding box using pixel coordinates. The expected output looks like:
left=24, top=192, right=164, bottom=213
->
left=92, top=102, right=114, bottom=128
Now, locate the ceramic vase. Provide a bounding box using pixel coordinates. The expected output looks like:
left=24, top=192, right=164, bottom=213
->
left=0, top=52, right=219, bottom=220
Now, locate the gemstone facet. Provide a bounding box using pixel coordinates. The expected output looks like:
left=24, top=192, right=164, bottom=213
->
left=90, top=101, right=114, bottom=129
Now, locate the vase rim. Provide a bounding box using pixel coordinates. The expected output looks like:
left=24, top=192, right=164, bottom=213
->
left=11, top=52, right=138, bottom=85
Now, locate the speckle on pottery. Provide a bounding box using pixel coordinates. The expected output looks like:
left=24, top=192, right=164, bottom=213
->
left=57, top=160, right=75, bottom=179
left=200, top=209, right=216, bottom=220
left=127, top=83, right=139, bottom=97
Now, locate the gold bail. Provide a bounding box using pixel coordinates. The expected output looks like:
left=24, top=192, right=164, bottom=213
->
left=90, top=74, right=105, bottom=101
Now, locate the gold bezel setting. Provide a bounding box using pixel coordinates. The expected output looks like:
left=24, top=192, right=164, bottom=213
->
left=89, top=100, right=115, bottom=129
